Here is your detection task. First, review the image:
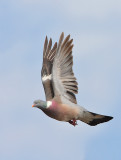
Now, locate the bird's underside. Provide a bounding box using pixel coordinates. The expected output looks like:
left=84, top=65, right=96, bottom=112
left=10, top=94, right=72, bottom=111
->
left=41, top=98, right=113, bottom=127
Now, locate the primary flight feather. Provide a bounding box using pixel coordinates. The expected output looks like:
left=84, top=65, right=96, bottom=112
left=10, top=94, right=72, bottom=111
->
left=32, top=32, right=113, bottom=126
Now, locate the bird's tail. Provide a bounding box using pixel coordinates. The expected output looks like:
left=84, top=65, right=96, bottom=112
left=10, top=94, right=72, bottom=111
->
left=79, top=110, right=113, bottom=126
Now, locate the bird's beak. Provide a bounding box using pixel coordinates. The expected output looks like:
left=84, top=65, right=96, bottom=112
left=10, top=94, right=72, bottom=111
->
left=32, top=104, right=35, bottom=107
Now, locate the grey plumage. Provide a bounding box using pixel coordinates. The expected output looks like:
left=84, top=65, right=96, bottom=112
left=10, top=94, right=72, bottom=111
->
left=52, top=32, right=78, bottom=104
left=33, top=32, right=113, bottom=127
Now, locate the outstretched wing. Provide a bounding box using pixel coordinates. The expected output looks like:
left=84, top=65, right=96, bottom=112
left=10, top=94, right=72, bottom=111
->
left=41, top=36, right=57, bottom=101
left=52, top=32, right=78, bottom=104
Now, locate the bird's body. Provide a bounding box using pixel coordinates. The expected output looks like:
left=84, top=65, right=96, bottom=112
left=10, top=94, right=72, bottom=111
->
left=42, top=99, right=81, bottom=122
left=33, top=32, right=113, bottom=126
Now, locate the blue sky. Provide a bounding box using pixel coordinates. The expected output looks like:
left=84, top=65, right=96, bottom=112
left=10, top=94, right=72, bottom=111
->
left=0, top=0, right=121, bottom=160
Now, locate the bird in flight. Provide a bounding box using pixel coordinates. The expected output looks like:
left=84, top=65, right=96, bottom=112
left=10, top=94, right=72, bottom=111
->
left=32, top=32, right=113, bottom=126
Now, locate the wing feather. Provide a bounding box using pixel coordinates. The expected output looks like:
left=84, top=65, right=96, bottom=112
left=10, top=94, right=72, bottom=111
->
left=52, top=32, right=78, bottom=104
left=41, top=36, right=57, bottom=101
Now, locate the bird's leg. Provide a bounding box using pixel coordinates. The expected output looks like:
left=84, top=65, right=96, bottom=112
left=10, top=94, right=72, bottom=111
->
left=69, top=119, right=78, bottom=126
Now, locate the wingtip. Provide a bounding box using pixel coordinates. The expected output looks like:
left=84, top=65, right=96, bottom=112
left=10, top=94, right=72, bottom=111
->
left=61, top=32, right=64, bottom=36
left=48, top=38, right=52, bottom=46
left=60, top=32, right=64, bottom=40
left=50, top=37, right=52, bottom=42
left=45, top=36, right=48, bottom=42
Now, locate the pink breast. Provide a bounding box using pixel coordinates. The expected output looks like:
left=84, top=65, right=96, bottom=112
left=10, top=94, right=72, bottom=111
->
left=49, top=100, right=58, bottom=110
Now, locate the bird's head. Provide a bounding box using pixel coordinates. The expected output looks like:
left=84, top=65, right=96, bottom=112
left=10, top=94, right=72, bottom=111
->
left=32, top=100, right=47, bottom=110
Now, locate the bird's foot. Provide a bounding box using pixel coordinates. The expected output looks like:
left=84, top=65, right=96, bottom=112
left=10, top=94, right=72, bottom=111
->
left=69, top=119, right=78, bottom=126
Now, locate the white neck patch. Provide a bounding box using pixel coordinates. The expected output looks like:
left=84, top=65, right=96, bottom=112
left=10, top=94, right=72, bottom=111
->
left=47, top=101, right=52, bottom=108
left=42, top=74, right=52, bottom=82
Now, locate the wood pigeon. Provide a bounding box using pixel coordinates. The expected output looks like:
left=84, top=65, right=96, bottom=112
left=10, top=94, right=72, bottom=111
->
left=32, top=32, right=113, bottom=126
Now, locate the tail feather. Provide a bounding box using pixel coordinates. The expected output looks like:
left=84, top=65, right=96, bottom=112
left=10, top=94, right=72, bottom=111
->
left=79, top=111, right=113, bottom=126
